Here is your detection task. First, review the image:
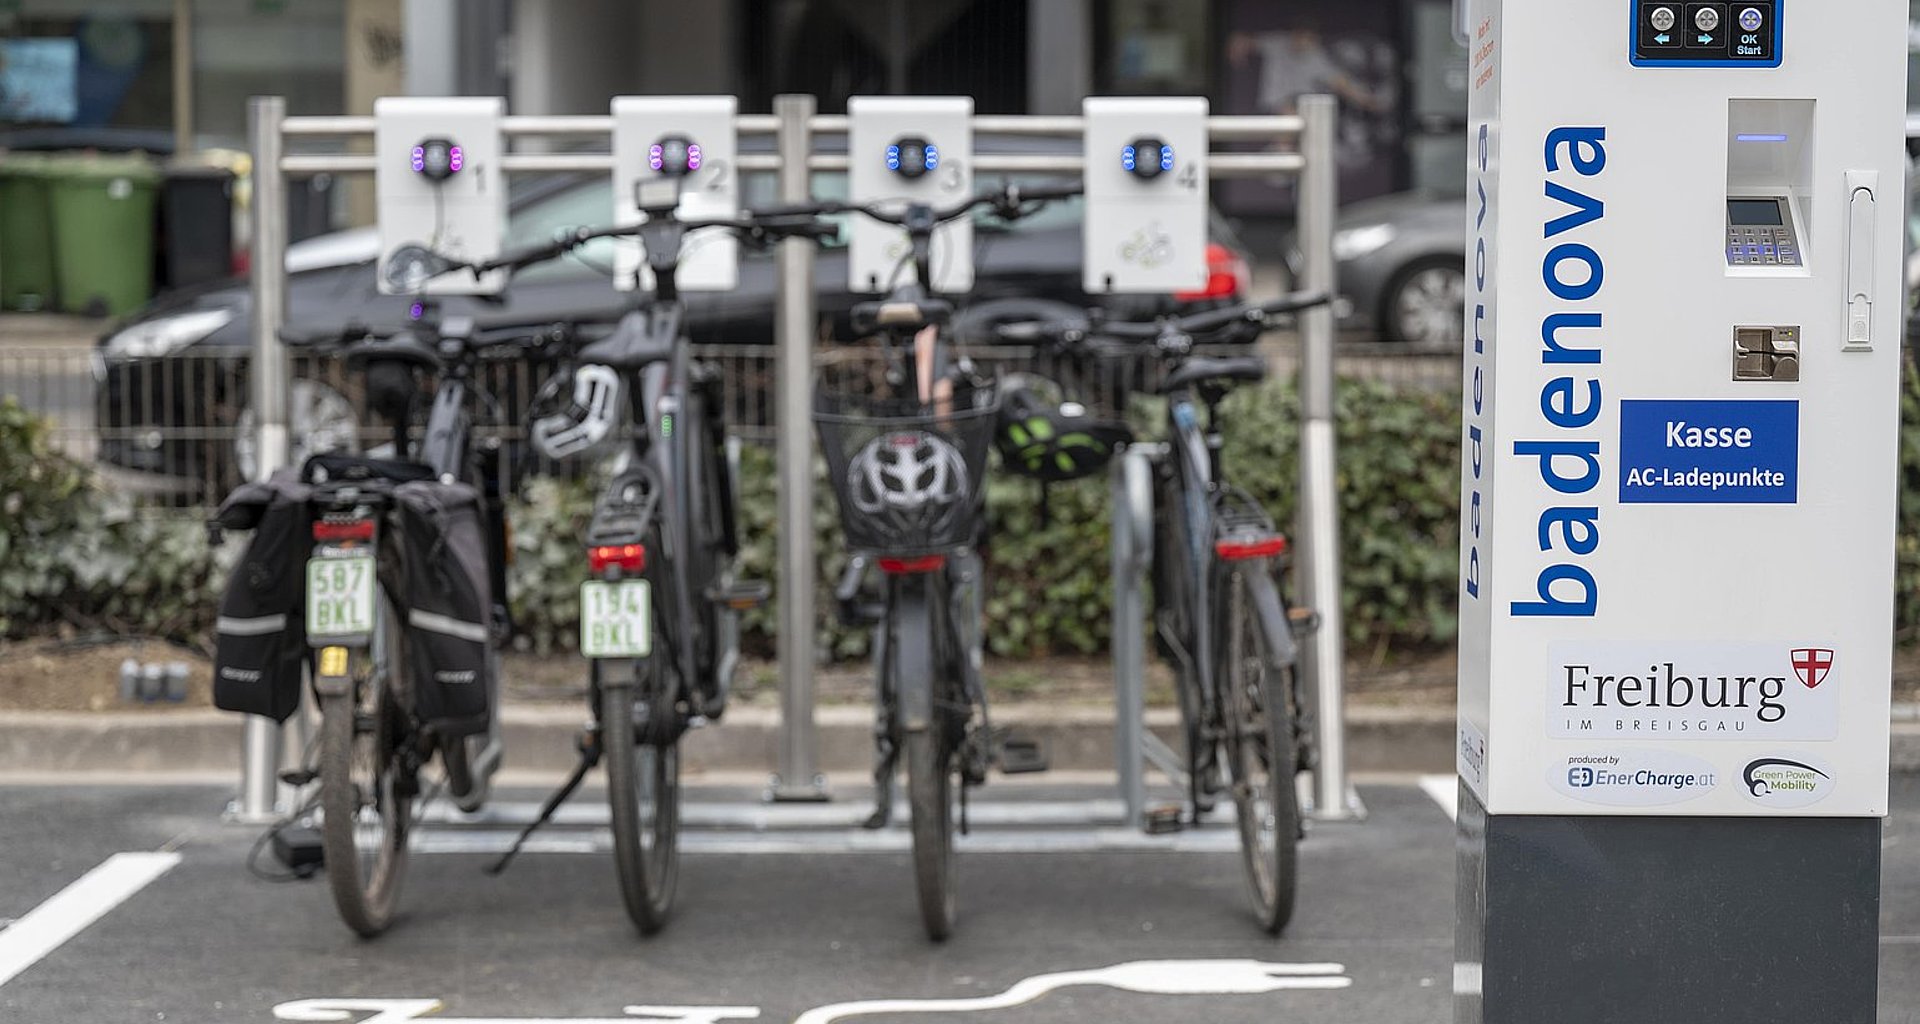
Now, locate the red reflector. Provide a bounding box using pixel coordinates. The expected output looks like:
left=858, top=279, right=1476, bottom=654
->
left=878, top=555, right=947, bottom=575
left=1215, top=536, right=1288, bottom=561
left=589, top=543, right=647, bottom=574
left=312, top=519, right=376, bottom=542
left=1175, top=243, right=1249, bottom=302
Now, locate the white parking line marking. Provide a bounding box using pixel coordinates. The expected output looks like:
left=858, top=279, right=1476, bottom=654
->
left=791, top=960, right=1352, bottom=1024
left=0, top=851, right=180, bottom=988
left=410, top=827, right=1243, bottom=857
left=1419, top=776, right=1458, bottom=822
left=275, top=1000, right=759, bottom=1023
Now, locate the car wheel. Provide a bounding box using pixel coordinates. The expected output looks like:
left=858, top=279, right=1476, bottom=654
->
left=232, top=377, right=361, bottom=482
left=1381, top=257, right=1467, bottom=347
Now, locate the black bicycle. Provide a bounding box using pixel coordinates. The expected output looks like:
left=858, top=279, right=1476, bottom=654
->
left=998, top=290, right=1331, bottom=933
left=406, top=183, right=835, bottom=933
left=772, top=183, right=1079, bottom=939
left=274, top=300, right=530, bottom=937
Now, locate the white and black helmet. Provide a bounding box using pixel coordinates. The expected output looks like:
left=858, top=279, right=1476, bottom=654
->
left=530, top=363, right=623, bottom=460
left=846, top=429, right=970, bottom=531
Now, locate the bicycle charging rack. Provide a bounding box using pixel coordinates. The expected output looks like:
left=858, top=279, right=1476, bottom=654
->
left=239, top=93, right=1357, bottom=831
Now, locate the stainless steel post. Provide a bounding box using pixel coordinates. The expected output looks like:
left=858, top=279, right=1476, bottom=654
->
left=1113, top=446, right=1155, bottom=830
left=770, top=94, right=828, bottom=801
left=235, top=95, right=290, bottom=824
left=1296, top=95, right=1360, bottom=821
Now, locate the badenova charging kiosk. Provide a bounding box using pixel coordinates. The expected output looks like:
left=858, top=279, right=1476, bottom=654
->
left=1457, top=3, right=1905, bottom=1022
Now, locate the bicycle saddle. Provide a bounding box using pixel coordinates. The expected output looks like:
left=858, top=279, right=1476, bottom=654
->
left=851, top=296, right=954, bottom=336
left=343, top=330, right=443, bottom=370
left=1158, top=355, right=1268, bottom=395
left=576, top=308, right=676, bottom=370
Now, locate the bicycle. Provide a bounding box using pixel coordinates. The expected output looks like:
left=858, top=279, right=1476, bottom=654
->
left=768, top=182, right=1079, bottom=940
left=997, top=290, right=1331, bottom=933
left=266, top=302, right=534, bottom=937
left=401, top=182, right=835, bottom=933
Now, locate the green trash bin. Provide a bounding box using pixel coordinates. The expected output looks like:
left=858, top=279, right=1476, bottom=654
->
left=0, top=153, right=59, bottom=312
left=45, top=155, right=160, bottom=317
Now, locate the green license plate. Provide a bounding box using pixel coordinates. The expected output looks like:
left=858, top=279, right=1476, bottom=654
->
left=306, top=550, right=376, bottom=643
left=580, top=579, right=651, bottom=658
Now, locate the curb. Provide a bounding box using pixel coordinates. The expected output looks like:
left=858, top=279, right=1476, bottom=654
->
left=3, top=706, right=1915, bottom=779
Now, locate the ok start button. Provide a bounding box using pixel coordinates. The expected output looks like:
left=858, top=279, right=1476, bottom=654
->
left=1731, top=4, right=1775, bottom=60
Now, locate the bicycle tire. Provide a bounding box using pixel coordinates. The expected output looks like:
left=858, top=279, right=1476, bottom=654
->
left=318, top=598, right=411, bottom=938
left=904, top=728, right=956, bottom=941
left=599, top=658, right=680, bottom=935
left=1217, top=566, right=1301, bottom=934
left=892, top=584, right=956, bottom=941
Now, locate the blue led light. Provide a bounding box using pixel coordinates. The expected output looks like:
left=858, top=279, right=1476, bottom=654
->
left=1160, top=145, right=1175, bottom=172
left=1736, top=133, right=1790, bottom=143
left=923, top=144, right=939, bottom=171
left=1121, top=145, right=1138, bottom=171
left=886, top=144, right=901, bottom=171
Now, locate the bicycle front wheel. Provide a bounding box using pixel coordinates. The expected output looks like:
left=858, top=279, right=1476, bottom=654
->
left=318, top=603, right=412, bottom=937
left=599, top=658, right=680, bottom=934
left=1217, top=566, right=1301, bottom=934
left=904, top=727, right=956, bottom=941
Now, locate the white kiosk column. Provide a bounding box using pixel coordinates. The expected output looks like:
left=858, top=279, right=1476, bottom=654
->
left=1457, top=3, right=1905, bottom=1022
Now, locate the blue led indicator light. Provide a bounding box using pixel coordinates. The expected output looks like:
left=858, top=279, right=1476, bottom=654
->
left=1160, top=145, right=1175, bottom=172
left=1121, top=145, right=1138, bottom=171
left=1736, top=134, right=1790, bottom=143
left=886, top=144, right=901, bottom=171
left=923, top=145, right=939, bottom=171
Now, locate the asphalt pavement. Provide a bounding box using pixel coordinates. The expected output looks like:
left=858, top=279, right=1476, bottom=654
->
left=0, top=776, right=1916, bottom=1024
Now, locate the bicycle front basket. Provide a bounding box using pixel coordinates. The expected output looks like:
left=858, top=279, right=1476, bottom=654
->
left=813, top=384, right=1000, bottom=556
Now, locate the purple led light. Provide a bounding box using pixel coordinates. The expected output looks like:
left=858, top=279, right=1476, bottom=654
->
left=686, top=143, right=703, bottom=171
left=649, top=144, right=665, bottom=172
left=410, top=146, right=425, bottom=173
left=410, top=302, right=424, bottom=320
left=448, top=146, right=464, bottom=173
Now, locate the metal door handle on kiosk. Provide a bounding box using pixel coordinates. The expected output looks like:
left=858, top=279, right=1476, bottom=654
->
left=1845, top=170, right=1878, bottom=352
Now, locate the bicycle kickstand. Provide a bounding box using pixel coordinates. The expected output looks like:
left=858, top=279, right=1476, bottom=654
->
left=485, top=727, right=603, bottom=876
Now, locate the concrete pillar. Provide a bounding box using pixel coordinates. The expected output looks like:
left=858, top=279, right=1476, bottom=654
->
left=1028, top=0, right=1090, bottom=114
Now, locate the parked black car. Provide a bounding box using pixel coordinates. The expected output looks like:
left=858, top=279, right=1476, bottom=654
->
left=96, top=139, right=1253, bottom=497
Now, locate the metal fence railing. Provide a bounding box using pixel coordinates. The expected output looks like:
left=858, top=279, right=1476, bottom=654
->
left=3, top=335, right=1462, bottom=510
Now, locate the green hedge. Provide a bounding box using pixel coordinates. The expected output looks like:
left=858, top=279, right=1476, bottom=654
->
left=10, top=363, right=1920, bottom=658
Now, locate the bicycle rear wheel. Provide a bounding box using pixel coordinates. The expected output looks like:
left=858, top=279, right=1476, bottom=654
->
left=1217, top=566, right=1301, bottom=934
left=318, top=597, right=412, bottom=938
left=599, top=657, right=680, bottom=934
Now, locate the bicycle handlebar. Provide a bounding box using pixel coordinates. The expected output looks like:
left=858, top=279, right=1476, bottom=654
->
left=757, top=180, right=1083, bottom=229
left=991, top=289, right=1334, bottom=348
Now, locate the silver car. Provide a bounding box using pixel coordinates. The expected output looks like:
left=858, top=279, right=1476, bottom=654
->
left=1290, top=190, right=1468, bottom=347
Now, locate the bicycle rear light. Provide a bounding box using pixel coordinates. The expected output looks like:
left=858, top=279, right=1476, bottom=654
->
left=589, top=543, right=647, bottom=574
left=1175, top=243, right=1250, bottom=302
left=1214, top=536, right=1288, bottom=562
left=313, top=519, right=376, bottom=543
left=878, top=555, right=947, bottom=575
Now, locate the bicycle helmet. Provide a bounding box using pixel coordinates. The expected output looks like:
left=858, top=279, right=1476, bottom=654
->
left=846, top=429, right=971, bottom=536
left=529, top=363, right=623, bottom=460
left=994, top=374, right=1133, bottom=483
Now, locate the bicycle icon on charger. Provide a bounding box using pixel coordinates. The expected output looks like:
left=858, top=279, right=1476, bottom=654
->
left=272, top=959, right=1353, bottom=1024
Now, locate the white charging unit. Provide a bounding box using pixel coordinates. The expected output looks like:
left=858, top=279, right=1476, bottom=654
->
left=1082, top=97, right=1208, bottom=295
left=847, top=96, right=973, bottom=294
left=612, top=95, right=739, bottom=293
left=374, top=96, right=506, bottom=296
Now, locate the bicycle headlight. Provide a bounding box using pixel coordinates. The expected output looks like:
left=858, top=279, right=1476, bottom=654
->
left=103, top=308, right=234, bottom=359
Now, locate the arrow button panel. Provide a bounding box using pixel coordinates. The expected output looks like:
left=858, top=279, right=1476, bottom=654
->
left=1634, top=0, right=1778, bottom=66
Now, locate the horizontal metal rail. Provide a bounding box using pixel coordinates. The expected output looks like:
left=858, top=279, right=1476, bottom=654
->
left=283, top=152, right=1306, bottom=177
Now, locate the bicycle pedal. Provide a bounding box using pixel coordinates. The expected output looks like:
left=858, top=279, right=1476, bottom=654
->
left=1144, top=804, right=1185, bottom=834
left=710, top=579, right=772, bottom=610
left=277, top=768, right=317, bottom=787
left=995, top=733, right=1050, bottom=774
left=1288, top=606, right=1321, bottom=635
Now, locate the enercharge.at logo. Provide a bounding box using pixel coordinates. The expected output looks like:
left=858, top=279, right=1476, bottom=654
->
left=1547, top=642, right=1838, bottom=741
left=1549, top=750, right=1718, bottom=807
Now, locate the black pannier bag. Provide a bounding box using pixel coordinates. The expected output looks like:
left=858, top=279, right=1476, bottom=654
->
left=394, top=479, right=494, bottom=738
left=211, top=468, right=313, bottom=722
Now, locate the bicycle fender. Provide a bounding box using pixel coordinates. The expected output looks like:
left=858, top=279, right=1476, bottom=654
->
left=1245, top=569, right=1298, bottom=669
left=889, top=578, right=936, bottom=733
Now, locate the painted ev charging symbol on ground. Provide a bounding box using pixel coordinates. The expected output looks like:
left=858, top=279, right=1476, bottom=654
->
left=270, top=960, right=1352, bottom=1024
